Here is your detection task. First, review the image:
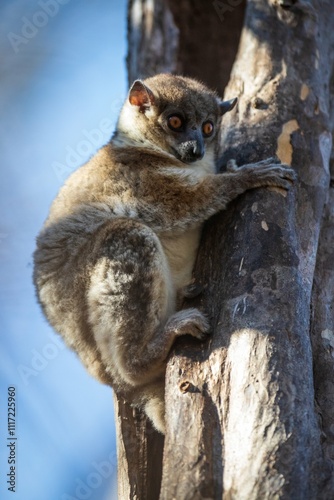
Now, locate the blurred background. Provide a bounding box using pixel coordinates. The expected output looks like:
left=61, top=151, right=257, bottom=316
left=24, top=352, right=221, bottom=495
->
left=0, top=1, right=127, bottom=498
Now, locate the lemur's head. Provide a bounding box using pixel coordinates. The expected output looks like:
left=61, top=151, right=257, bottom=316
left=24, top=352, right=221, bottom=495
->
left=115, top=74, right=237, bottom=165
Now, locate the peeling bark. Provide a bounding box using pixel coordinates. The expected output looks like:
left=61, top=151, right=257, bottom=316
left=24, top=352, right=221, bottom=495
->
left=116, top=1, right=334, bottom=498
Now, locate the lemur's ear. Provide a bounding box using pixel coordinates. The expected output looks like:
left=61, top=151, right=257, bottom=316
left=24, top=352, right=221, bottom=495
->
left=129, top=80, right=155, bottom=113
left=219, top=97, right=238, bottom=115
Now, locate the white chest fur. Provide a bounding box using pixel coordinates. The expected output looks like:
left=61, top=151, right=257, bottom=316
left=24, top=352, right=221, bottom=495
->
left=159, top=224, right=202, bottom=291
left=157, top=155, right=214, bottom=291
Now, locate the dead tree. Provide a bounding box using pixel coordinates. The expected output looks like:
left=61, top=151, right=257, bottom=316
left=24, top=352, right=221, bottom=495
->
left=114, top=1, right=334, bottom=498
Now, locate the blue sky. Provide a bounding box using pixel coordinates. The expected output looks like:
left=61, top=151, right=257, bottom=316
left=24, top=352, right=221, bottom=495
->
left=0, top=1, right=127, bottom=498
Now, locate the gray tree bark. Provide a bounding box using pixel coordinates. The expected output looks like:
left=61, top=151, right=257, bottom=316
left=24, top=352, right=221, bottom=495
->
left=115, top=1, right=334, bottom=498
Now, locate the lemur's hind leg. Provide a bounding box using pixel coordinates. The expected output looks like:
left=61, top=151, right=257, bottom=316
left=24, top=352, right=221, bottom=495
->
left=87, top=219, right=210, bottom=388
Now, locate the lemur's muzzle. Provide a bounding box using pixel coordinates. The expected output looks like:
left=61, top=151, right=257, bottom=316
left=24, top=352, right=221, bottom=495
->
left=178, top=134, right=205, bottom=163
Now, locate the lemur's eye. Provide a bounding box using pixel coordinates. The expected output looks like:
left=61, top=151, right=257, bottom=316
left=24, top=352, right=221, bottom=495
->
left=202, top=121, right=214, bottom=137
left=167, top=115, right=183, bottom=131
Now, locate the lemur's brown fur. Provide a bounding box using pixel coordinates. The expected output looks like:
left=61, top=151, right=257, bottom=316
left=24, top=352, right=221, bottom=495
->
left=34, top=74, right=295, bottom=432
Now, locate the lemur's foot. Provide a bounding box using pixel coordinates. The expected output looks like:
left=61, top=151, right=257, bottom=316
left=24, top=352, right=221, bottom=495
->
left=166, top=308, right=211, bottom=341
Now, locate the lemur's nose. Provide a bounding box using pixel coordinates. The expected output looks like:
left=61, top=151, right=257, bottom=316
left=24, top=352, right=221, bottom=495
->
left=183, top=139, right=204, bottom=162
left=192, top=141, right=204, bottom=160
left=178, top=134, right=205, bottom=163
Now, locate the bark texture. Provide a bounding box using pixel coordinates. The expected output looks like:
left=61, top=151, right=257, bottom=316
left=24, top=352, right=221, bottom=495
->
left=126, top=0, right=179, bottom=84
left=126, top=0, right=246, bottom=93
left=116, top=1, right=334, bottom=498
left=114, top=395, right=164, bottom=499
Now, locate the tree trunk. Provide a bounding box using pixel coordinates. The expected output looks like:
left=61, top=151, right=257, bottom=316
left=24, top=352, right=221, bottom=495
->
left=116, top=1, right=334, bottom=498
left=114, top=395, right=164, bottom=499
